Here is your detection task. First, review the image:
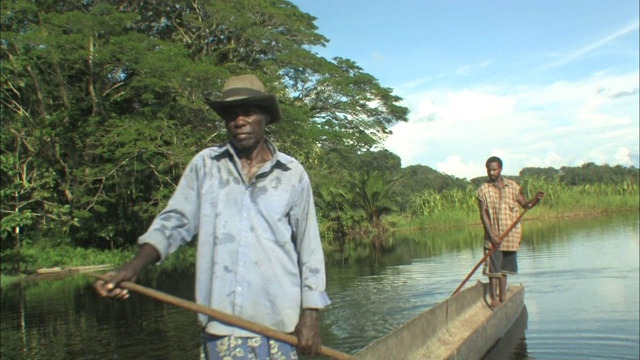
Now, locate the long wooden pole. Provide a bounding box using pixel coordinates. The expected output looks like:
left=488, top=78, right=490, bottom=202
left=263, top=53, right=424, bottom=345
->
left=88, top=273, right=352, bottom=360
left=450, top=198, right=539, bottom=297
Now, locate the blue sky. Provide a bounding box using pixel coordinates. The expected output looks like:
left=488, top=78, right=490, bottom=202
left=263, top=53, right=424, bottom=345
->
left=290, top=1, right=639, bottom=179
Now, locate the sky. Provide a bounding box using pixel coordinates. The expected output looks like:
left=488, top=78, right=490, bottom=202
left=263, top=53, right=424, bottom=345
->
left=290, top=0, right=639, bottom=179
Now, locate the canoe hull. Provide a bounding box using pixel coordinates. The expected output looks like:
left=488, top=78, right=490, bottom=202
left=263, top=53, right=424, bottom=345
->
left=353, top=281, right=525, bottom=360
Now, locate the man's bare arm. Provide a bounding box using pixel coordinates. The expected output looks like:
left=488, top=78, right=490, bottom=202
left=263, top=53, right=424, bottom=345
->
left=478, top=199, right=500, bottom=248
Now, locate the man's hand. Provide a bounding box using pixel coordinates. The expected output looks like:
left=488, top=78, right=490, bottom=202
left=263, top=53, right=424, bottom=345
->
left=295, top=309, right=321, bottom=355
left=94, top=244, right=159, bottom=300
left=489, top=233, right=501, bottom=249
left=527, top=191, right=545, bottom=209
left=93, top=265, right=139, bottom=300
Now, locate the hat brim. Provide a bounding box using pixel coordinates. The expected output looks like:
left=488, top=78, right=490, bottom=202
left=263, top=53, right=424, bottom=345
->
left=206, top=95, right=281, bottom=124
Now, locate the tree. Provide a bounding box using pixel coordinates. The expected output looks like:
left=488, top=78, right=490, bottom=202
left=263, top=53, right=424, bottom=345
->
left=393, top=165, right=469, bottom=212
left=1, top=0, right=409, bottom=256
left=350, top=170, right=399, bottom=230
left=559, top=163, right=639, bottom=185
left=520, top=167, right=560, bottom=179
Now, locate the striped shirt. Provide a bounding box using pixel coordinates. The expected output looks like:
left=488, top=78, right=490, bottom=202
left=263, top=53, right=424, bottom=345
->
left=138, top=139, right=330, bottom=336
left=476, top=178, right=523, bottom=251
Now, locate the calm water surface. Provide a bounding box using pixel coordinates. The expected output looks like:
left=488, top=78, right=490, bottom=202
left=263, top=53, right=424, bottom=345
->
left=1, top=212, right=638, bottom=359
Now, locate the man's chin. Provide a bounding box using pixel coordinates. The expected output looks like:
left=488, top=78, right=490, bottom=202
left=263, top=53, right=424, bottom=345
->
left=231, top=139, right=258, bottom=151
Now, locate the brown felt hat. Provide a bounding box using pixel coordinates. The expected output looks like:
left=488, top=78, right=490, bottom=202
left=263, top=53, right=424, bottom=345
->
left=206, top=74, right=281, bottom=124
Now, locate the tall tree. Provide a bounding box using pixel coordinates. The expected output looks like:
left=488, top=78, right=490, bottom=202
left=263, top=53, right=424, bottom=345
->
left=1, top=0, right=408, bottom=255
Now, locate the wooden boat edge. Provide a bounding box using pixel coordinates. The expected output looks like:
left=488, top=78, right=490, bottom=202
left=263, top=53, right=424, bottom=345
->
left=353, top=280, right=525, bottom=360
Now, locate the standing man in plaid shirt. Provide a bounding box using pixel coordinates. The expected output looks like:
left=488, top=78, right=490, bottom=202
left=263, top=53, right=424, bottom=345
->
left=477, top=156, right=544, bottom=309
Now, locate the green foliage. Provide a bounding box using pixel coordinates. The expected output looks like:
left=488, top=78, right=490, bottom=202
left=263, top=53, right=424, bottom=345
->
left=1, top=0, right=409, bottom=260
left=518, top=176, right=639, bottom=211
left=519, top=166, right=561, bottom=179
left=406, top=172, right=639, bottom=232
left=558, top=163, right=638, bottom=186
left=394, top=165, right=469, bottom=212
left=349, top=170, right=400, bottom=229
left=409, top=186, right=477, bottom=218
left=2, top=1, right=638, bottom=271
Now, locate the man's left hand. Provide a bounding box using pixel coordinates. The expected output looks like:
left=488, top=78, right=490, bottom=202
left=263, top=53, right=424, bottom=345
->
left=295, top=309, right=321, bottom=355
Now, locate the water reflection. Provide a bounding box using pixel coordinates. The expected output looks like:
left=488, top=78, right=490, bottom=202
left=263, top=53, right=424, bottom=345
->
left=482, top=307, right=529, bottom=360
left=322, top=212, right=639, bottom=358
left=1, top=212, right=638, bottom=360
left=1, top=271, right=201, bottom=360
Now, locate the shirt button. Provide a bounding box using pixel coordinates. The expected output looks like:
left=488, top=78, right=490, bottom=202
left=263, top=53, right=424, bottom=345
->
left=237, top=286, right=242, bottom=292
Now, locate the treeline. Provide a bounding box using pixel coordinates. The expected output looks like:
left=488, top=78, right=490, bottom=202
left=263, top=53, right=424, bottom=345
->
left=409, top=166, right=638, bottom=228
left=1, top=1, right=638, bottom=271
left=469, top=162, right=639, bottom=187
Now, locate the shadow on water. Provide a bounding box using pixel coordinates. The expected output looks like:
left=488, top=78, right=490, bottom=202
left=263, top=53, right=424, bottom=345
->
left=482, top=306, right=529, bottom=360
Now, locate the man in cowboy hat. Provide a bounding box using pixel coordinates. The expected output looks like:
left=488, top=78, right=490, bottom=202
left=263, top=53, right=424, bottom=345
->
left=95, top=74, right=330, bottom=359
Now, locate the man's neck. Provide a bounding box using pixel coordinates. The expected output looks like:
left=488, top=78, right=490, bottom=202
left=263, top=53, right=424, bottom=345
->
left=490, top=176, right=504, bottom=189
left=232, top=139, right=269, bottom=159
left=232, top=140, right=273, bottom=182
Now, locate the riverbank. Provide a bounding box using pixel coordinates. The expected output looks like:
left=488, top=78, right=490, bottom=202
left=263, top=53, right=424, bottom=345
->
left=0, top=242, right=195, bottom=288
left=2, top=208, right=637, bottom=288
left=393, top=207, right=639, bottom=233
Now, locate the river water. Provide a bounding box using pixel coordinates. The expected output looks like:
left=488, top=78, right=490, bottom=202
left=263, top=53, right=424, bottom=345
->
left=1, top=212, right=638, bottom=360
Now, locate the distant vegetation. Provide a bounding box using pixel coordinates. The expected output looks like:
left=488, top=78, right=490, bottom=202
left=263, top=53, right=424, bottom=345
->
left=405, top=168, right=638, bottom=232
left=1, top=1, right=638, bottom=273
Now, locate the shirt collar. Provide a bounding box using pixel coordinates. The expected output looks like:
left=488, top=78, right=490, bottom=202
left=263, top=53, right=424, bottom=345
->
left=223, top=137, right=279, bottom=160
left=220, top=138, right=287, bottom=177
left=487, top=176, right=509, bottom=189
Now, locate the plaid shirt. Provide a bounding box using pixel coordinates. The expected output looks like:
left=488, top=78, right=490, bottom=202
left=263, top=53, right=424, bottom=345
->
left=476, top=178, right=522, bottom=251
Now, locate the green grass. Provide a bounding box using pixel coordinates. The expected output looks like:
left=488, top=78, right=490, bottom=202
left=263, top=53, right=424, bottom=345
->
left=1, top=273, right=21, bottom=288
left=1, top=242, right=199, bottom=278
left=395, top=180, right=639, bottom=235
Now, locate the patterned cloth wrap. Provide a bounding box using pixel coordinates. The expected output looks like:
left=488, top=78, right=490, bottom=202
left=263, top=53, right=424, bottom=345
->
left=202, top=335, right=298, bottom=360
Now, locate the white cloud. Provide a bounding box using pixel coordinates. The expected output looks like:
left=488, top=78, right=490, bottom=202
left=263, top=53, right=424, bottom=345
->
left=384, top=71, right=640, bottom=178
left=614, top=147, right=634, bottom=166
left=436, top=156, right=484, bottom=180
left=524, top=152, right=566, bottom=168
left=454, top=60, right=494, bottom=76
left=541, top=20, right=640, bottom=70
left=445, top=90, right=515, bottom=122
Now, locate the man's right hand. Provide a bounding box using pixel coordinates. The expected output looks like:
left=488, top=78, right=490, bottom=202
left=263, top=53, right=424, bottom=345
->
left=93, top=266, right=138, bottom=300
left=295, top=309, right=321, bottom=356
left=94, top=243, right=160, bottom=300
left=490, top=233, right=501, bottom=249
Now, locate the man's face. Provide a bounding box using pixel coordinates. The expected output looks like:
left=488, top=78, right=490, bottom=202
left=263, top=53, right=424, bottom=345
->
left=486, top=162, right=502, bottom=182
left=221, top=106, right=268, bottom=151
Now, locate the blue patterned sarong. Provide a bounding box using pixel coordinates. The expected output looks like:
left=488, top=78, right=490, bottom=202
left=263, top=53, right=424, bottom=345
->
left=202, top=333, right=298, bottom=360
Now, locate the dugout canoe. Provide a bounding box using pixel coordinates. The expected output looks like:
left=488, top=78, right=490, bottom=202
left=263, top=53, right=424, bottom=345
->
left=22, top=264, right=115, bottom=282
left=353, top=280, right=525, bottom=360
